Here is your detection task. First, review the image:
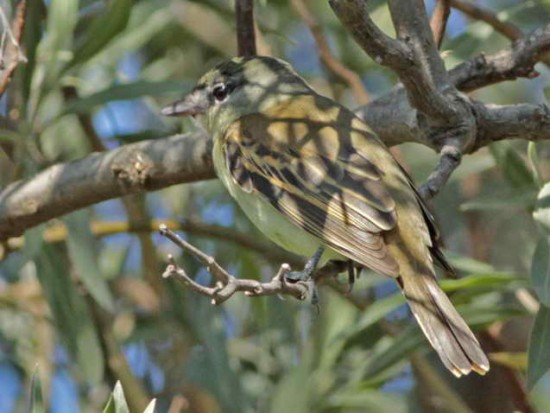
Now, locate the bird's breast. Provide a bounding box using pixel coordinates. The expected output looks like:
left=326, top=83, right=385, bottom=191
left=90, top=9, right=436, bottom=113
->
left=212, top=136, right=341, bottom=262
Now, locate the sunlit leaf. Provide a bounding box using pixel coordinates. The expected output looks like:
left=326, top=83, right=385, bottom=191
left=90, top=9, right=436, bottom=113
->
left=143, top=399, right=157, bottom=413
left=103, top=381, right=130, bottom=413
left=533, top=182, right=550, bottom=233
left=490, top=352, right=527, bottom=371
left=527, top=305, right=550, bottom=390
left=528, top=142, right=543, bottom=188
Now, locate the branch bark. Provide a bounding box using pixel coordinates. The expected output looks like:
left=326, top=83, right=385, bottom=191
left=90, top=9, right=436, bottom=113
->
left=235, top=0, right=256, bottom=57
left=0, top=132, right=214, bottom=240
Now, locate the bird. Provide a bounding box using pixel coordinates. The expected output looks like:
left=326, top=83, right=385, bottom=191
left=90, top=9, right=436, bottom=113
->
left=161, top=56, right=490, bottom=377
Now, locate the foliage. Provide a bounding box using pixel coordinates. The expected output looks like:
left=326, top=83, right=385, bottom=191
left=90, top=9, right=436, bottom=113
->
left=0, top=0, right=550, bottom=412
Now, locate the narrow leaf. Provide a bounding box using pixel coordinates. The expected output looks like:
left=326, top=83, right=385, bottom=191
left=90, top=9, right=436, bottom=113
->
left=65, top=210, right=115, bottom=311
left=61, top=80, right=191, bottom=115
left=533, top=182, right=550, bottom=233
left=527, top=306, right=550, bottom=390
left=531, top=237, right=550, bottom=306
left=28, top=367, right=45, bottom=413
left=67, top=0, right=132, bottom=69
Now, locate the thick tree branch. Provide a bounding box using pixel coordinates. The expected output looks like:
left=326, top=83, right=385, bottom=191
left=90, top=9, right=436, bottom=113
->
left=357, top=23, right=550, bottom=145
left=0, top=132, right=214, bottom=241
left=473, top=102, right=550, bottom=151
left=235, top=0, right=256, bottom=57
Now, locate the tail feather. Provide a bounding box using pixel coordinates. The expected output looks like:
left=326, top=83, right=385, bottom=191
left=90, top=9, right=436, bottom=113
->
left=400, top=270, right=490, bottom=376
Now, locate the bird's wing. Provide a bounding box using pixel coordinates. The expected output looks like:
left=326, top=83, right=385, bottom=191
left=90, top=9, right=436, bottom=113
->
left=222, top=95, right=400, bottom=276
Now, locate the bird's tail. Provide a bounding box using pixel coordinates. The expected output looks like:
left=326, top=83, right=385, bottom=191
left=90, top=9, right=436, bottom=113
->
left=397, top=255, right=490, bottom=377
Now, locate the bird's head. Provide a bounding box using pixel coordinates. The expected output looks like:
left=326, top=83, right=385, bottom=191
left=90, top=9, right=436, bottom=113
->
left=161, top=56, right=312, bottom=134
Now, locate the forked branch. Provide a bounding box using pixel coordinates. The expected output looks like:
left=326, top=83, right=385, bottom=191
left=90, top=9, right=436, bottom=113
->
left=159, top=225, right=313, bottom=304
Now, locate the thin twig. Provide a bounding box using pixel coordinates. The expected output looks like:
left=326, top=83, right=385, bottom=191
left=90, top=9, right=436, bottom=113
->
left=430, top=0, right=450, bottom=49
left=235, top=0, right=256, bottom=57
left=159, top=225, right=313, bottom=305
left=291, top=0, right=369, bottom=104
left=449, top=0, right=523, bottom=41
left=0, top=0, right=27, bottom=96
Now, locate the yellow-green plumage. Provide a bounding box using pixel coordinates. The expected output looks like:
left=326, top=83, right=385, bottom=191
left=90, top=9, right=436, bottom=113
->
left=162, top=56, right=489, bottom=377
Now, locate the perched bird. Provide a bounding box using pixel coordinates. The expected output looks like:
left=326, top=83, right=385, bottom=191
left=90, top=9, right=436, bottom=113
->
left=162, top=56, right=489, bottom=377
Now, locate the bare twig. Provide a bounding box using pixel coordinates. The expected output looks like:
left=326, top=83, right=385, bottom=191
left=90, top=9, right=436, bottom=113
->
left=291, top=0, right=369, bottom=104
left=450, top=23, right=550, bottom=92
left=430, top=0, right=451, bottom=49
left=449, top=0, right=523, bottom=41
left=0, top=0, right=27, bottom=96
left=235, top=0, right=256, bottom=57
left=159, top=225, right=312, bottom=304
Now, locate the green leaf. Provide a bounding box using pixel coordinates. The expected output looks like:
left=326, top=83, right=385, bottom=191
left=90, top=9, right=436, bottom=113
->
left=531, top=237, right=550, bottom=306
left=533, top=182, right=550, bottom=232
left=66, top=0, right=132, bottom=69
left=143, top=399, right=157, bottom=413
left=490, top=143, right=537, bottom=190
left=103, top=381, right=130, bottom=413
left=528, top=142, right=543, bottom=188
left=28, top=367, right=45, bottom=413
left=324, top=388, right=406, bottom=412
left=60, top=80, right=192, bottom=115
left=440, top=273, right=519, bottom=292
left=35, top=0, right=78, bottom=104
left=460, top=188, right=537, bottom=212
left=65, top=210, right=115, bottom=312
left=338, top=293, right=404, bottom=342
left=35, top=244, right=105, bottom=385
left=21, top=0, right=46, bottom=111
left=527, top=305, right=550, bottom=390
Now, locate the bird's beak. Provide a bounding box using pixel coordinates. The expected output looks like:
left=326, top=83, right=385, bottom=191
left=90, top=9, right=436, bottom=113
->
left=161, top=89, right=209, bottom=117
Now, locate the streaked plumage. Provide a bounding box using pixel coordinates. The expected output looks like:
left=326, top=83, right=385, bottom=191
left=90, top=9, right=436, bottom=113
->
left=162, top=56, right=489, bottom=377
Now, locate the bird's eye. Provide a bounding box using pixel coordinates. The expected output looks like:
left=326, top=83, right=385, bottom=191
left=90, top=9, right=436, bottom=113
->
left=212, top=84, right=228, bottom=102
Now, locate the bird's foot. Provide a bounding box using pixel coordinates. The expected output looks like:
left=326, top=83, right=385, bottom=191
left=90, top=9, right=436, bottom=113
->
left=285, top=247, right=324, bottom=305
left=285, top=247, right=324, bottom=282
left=347, top=261, right=358, bottom=294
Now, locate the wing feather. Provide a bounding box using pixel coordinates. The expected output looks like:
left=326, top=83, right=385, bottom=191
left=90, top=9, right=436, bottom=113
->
left=223, top=98, right=401, bottom=276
